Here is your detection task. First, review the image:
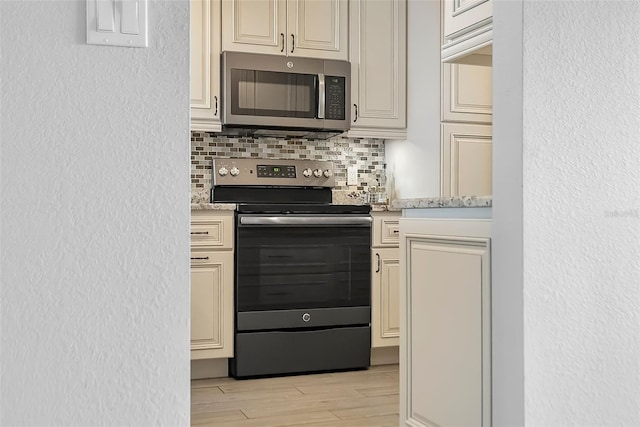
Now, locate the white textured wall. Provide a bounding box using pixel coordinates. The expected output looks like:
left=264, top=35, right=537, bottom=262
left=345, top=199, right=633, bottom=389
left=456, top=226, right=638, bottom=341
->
left=385, top=0, right=441, bottom=199
left=0, top=1, right=191, bottom=425
left=495, top=0, right=640, bottom=425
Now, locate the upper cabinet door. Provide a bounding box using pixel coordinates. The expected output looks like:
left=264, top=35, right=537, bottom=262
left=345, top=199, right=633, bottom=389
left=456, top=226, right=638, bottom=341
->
left=443, top=0, right=492, bottom=38
left=222, top=0, right=347, bottom=60
left=287, top=0, right=348, bottom=60
left=441, top=0, right=493, bottom=64
left=191, top=0, right=222, bottom=132
left=348, top=0, right=407, bottom=139
left=442, top=63, right=492, bottom=123
left=222, top=0, right=288, bottom=55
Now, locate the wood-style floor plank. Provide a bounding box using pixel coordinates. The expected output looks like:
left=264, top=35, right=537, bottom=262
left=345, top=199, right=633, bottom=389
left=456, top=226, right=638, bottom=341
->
left=191, top=364, right=399, bottom=426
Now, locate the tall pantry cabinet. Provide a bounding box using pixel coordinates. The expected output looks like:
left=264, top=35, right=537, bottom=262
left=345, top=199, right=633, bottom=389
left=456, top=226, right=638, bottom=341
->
left=440, top=2, right=493, bottom=197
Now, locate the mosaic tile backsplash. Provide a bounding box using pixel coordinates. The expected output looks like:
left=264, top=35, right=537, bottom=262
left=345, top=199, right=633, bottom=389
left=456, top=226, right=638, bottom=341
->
left=191, top=132, right=386, bottom=195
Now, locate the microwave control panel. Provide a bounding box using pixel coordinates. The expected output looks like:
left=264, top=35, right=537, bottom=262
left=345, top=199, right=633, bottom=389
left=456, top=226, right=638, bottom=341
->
left=325, top=76, right=346, bottom=121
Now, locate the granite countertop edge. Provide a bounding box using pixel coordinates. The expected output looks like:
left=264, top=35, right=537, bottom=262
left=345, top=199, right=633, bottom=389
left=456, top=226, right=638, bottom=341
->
left=190, top=203, right=237, bottom=211
left=190, top=202, right=402, bottom=212
left=391, top=196, right=493, bottom=209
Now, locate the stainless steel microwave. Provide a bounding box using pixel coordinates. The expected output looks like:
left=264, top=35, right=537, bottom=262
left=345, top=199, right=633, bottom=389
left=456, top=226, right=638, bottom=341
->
left=220, top=52, right=351, bottom=136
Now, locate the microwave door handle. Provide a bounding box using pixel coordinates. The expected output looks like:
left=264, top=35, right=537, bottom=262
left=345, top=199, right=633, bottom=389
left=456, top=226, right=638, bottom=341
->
left=317, top=73, right=325, bottom=119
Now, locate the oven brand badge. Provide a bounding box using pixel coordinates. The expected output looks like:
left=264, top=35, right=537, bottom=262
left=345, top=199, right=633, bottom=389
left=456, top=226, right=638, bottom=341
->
left=302, top=313, right=311, bottom=322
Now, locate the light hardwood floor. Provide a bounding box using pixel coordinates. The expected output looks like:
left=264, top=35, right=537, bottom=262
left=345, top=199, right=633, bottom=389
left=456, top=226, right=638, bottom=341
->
left=191, top=364, right=399, bottom=426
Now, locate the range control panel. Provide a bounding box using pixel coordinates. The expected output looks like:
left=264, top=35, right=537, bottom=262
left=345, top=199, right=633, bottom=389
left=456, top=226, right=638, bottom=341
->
left=213, top=158, right=336, bottom=188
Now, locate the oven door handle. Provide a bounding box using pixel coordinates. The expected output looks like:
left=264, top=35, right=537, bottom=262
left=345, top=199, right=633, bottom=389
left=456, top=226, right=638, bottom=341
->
left=239, top=216, right=372, bottom=227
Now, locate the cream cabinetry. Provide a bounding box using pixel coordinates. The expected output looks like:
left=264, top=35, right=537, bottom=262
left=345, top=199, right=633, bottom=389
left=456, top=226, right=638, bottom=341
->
left=190, top=210, right=234, bottom=360
left=348, top=0, right=407, bottom=139
left=441, top=122, right=492, bottom=197
left=371, top=212, right=401, bottom=348
left=400, top=217, right=491, bottom=427
left=191, top=0, right=222, bottom=132
left=442, top=63, right=492, bottom=123
left=441, top=0, right=492, bottom=65
left=221, top=0, right=348, bottom=60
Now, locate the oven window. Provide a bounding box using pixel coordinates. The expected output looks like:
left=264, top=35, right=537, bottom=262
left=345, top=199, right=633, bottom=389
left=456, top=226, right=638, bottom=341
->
left=231, top=69, right=316, bottom=118
left=236, top=224, right=371, bottom=312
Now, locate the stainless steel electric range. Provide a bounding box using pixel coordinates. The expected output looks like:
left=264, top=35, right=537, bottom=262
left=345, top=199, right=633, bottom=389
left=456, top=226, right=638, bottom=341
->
left=211, top=158, right=372, bottom=379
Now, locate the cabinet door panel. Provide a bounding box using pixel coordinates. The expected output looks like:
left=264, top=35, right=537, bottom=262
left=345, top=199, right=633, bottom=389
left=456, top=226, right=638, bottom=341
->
left=191, top=0, right=221, bottom=132
left=288, top=0, right=347, bottom=60
left=372, top=248, right=400, bottom=348
left=401, top=231, right=491, bottom=427
left=348, top=0, right=406, bottom=138
left=222, top=0, right=286, bottom=54
left=190, top=251, right=234, bottom=358
left=441, top=123, right=492, bottom=197
left=442, top=63, right=492, bottom=123
left=443, top=0, right=492, bottom=38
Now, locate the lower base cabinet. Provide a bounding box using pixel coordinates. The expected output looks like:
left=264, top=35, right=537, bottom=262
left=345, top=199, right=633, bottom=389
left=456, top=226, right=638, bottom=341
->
left=190, top=251, right=233, bottom=359
left=190, top=210, right=234, bottom=360
left=400, top=217, right=491, bottom=427
left=371, top=212, right=401, bottom=349
left=372, top=248, right=400, bottom=347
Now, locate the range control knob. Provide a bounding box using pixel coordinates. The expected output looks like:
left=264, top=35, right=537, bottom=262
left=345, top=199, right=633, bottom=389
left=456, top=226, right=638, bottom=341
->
left=313, top=169, right=323, bottom=178
left=218, top=167, right=229, bottom=176
left=302, top=168, right=313, bottom=178
left=323, top=169, right=332, bottom=178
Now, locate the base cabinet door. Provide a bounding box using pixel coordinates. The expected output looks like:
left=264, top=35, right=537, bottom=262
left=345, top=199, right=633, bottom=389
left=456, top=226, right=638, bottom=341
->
left=191, top=251, right=234, bottom=359
left=372, top=248, right=400, bottom=347
left=400, top=219, right=491, bottom=427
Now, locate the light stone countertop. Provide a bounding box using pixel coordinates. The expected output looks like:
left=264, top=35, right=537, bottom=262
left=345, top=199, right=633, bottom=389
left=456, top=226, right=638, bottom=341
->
left=190, top=203, right=237, bottom=211
left=391, top=196, right=492, bottom=209
left=190, top=189, right=401, bottom=211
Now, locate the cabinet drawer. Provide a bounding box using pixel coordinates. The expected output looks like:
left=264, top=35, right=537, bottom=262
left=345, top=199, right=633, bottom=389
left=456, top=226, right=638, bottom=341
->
left=190, top=211, right=234, bottom=248
left=190, top=250, right=222, bottom=266
left=372, top=213, right=401, bottom=248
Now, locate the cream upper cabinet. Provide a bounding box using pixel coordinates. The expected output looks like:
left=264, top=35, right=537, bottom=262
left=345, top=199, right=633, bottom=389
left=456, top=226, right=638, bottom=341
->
left=441, top=0, right=493, bottom=65
left=441, top=122, right=492, bottom=197
left=191, top=0, right=222, bottom=132
left=371, top=212, right=401, bottom=348
left=190, top=210, right=235, bottom=360
left=221, top=0, right=348, bottom=60
left=442, top=63, right=492, bottom=123
left=348, top=0, right=407, bottom=139
left=400, top=218, right=491, bottom=427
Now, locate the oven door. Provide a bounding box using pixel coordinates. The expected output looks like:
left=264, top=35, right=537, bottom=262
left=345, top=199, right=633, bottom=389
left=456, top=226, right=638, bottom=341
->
left=235, top=214, right=371, bottom=331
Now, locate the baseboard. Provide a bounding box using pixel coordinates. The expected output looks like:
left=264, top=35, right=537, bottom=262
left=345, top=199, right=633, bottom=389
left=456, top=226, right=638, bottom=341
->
left=191, top=358, right=229, bottom=380
left=370, top=346, right=399, bottom=366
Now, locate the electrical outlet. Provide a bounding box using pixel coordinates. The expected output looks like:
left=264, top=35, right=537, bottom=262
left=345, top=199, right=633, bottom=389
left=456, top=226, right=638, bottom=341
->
left=347, top=166, right=358, bottom=186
